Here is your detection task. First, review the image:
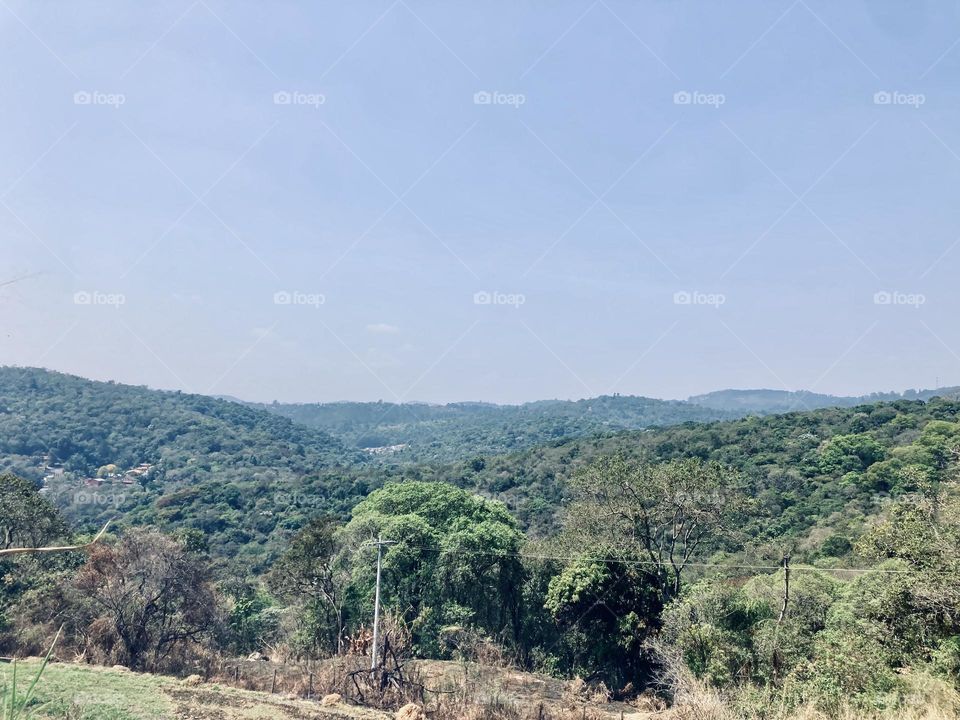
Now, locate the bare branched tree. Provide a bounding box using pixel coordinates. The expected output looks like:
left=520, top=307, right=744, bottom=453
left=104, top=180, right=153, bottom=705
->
left=565, top=456, right=749, bottom=598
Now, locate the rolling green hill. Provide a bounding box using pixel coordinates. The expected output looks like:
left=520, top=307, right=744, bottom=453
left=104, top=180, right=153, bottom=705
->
left=3, top=368, right=960, bottom=715
left=687, top=386, right=960, bottom=413
left=4, top=366, right=959, bottom=572
left=252, top=387, right=960, bottom=464
left=248, top=395, right=741, bottom=462
left=425, top=396, right=960, bottom=553
left=0, top=366, right=366, bottom=568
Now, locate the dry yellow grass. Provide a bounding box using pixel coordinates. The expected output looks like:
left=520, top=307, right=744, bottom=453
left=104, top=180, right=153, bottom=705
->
left=662, top=672, right=960, bottom=720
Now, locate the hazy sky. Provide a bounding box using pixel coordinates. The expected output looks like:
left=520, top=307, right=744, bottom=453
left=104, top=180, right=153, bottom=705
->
left=2, top=1, right=960, bottom=403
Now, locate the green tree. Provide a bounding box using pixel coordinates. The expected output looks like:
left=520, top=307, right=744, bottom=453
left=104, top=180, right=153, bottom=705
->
left=343, top=481, right=525, bottom=655
left=268, top=516, right=349, bottom=655
left=564, top=456, right=748, bottom=599
left=544, top=555, right=662, bottom=689
left=818, top=433, right=885, bottom=475
left=0, top=474, right=68, bottom=551
left=855, top=481, right=960, bottom=674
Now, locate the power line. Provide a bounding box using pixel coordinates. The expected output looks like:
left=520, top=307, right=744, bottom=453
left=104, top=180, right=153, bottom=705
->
left=356, top=537, right=959, bottom=577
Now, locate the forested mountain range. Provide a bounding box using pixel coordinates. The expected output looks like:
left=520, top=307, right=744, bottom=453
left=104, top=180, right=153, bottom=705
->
left=0, top=367, right=368, bottom=566
left=3, top=366, right=959, bottom=574
left=249, top=386, right=959, bottom=463
left=246, top=395, right=741, bottom=462
left=688, top=386, right=960, bottom=413
left=5, top=367, right=960, bottom=714
left=0, top=366, right=357, bottom=478
left=431, top=397, right=960, bottom=544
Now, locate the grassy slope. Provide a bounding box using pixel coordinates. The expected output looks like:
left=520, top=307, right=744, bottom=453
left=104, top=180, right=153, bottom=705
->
left=6, top=659, right=654, bottom=720
left=6, top=660, right=390, bottom=720
left=10, top=660, right=955, bottom=720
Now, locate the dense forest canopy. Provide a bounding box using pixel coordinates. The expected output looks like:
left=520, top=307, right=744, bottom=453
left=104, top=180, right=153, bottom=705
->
left=250, top=385, right=959, bottom=462
left=2, top=367, right=960, bottom=716
left=247, top=394, right=742, bottom=461
left=3, top=366, right=960, bottom=575
left=0, top=366, right=356, bottom=478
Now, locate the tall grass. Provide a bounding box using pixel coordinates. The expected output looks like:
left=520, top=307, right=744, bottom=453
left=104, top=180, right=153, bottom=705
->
left=0, top=627, right=61, bottom=719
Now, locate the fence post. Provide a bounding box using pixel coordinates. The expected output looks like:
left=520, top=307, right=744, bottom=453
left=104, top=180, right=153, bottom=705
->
left=271, top=668, right=277, bottom=694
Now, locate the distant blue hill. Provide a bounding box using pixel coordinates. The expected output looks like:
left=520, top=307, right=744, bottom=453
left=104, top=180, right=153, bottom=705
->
left=687, top=387, right=960, bottom=413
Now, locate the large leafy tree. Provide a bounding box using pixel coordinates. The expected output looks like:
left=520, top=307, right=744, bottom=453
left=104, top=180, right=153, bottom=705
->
left=855, top=481, right=960, bottom=668
left=343, top=481, right=525, bottom=654
left=818, top=433, right=886, bottom=475
left=564, top=456, right=749, bottom=599
left=0, top=474, right=68, bottom=551
left=542, top=457, right=747, bottom=690
left=544, top=555, right=662, bottom=689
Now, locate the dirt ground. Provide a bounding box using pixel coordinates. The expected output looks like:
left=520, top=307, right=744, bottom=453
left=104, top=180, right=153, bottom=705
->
left=12, top=657, right=653, bottom=719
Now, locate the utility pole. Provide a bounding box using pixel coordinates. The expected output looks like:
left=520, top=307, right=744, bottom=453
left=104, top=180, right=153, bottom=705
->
left=368, top=534, right=396, bottom=670
left=777, top=553, right=791, bottom=624
left=772, top=553, right=791, bottom=680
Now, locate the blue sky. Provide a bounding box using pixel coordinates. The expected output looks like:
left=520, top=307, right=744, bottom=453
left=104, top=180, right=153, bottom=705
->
left=2, top=1, right=960, bottom=403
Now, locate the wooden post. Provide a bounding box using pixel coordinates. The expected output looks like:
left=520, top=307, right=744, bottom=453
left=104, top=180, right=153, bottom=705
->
left=777, top=554, right=791, bottom=623
left=234, top=665, right=239, bottom=683
left=271, top=668, right=277, bottom=693
left=772, top=553, right=791, bottom=680
left=308, top=672, right=314, bottom=698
